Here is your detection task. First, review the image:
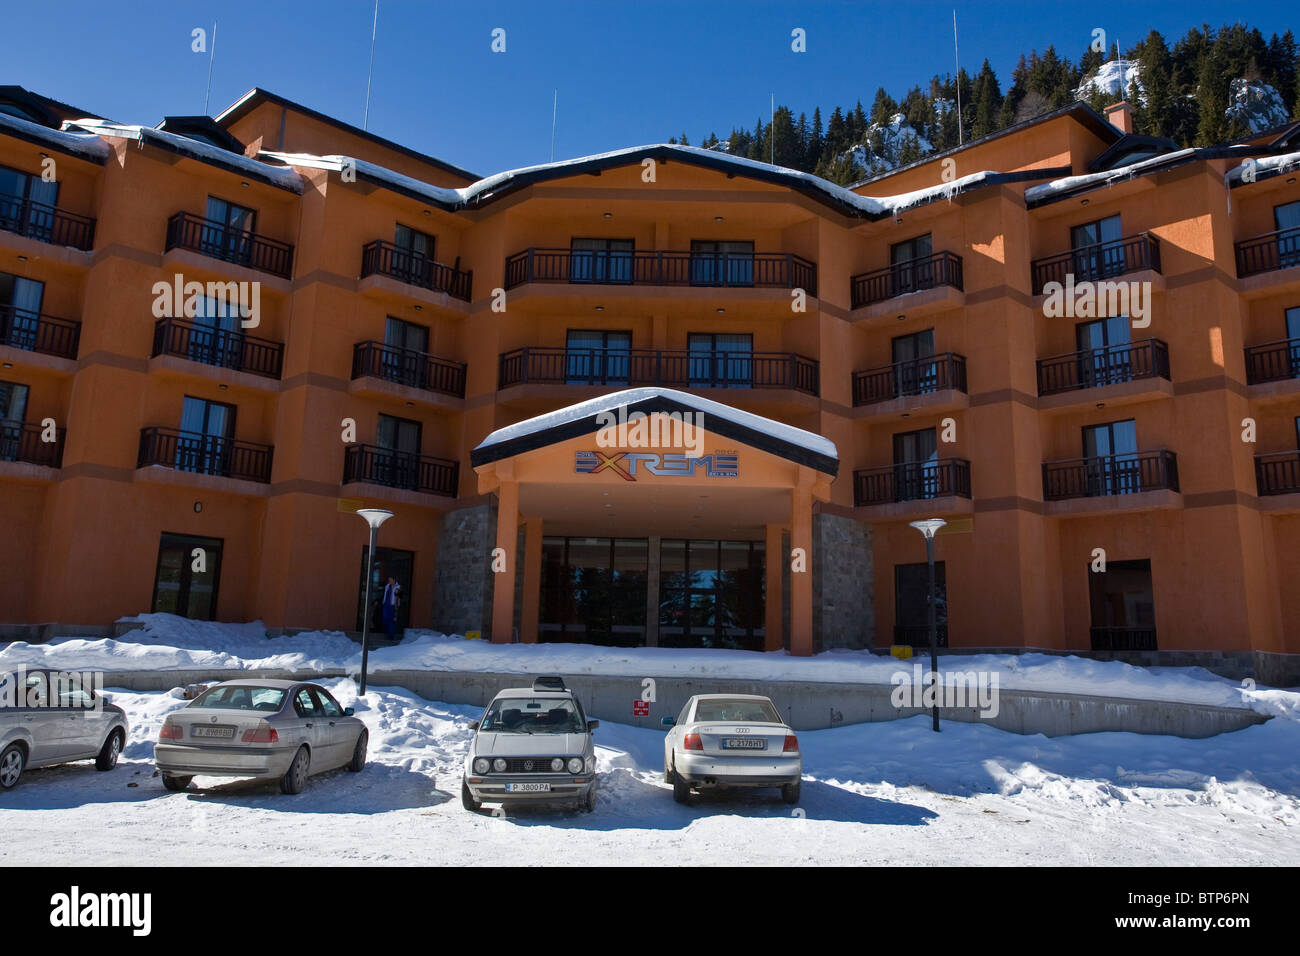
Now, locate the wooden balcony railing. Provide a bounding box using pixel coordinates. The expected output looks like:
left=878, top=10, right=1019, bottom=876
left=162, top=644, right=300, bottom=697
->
left=165, top=212, right=294, bottom=279
left=852, top=352, right=967, bottom=406
left=342, top=444, right=458, bottom=497
left=1255, top=450, right=1300, bottom=496
left=498, top=346, right=819, bottom=395
left=0, top=419, right=64, bottom=468
left=351, top=341, right=466, bottom=397
left=1244, top=337, right=1300, bottom=385
left=850, top=251, right=963, bottom=308
left=137, top=427, right=273, bottom=483
left=1036, top=338, right=1170, bottom=396
left=152, top=317, right=283, bottom=379
left=0, top=193, right=95, bottom=250
left=1031, top=233, right=1161, bottom=294
left=0, top=304, right=81, bottom=359
left=853, top=458, right=971, bottom=506
left=503, top=248, right=817, bottom=295
left=1042, top=450, right=1178, bottom=501
left=1235, top=226, right=1300, bottom=278
left=360, top=240, right=472, bottom=301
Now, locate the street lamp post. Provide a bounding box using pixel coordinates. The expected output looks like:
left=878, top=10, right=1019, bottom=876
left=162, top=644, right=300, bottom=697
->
left=355, top=508, right=394, bottom=696
left=908, top=518, right=946, bottom=732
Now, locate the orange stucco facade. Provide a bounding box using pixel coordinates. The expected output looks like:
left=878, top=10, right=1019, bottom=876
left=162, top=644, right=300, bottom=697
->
left=0, top=87, right=1297, bottom=678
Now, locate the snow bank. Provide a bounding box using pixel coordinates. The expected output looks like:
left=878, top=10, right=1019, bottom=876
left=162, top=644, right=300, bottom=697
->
left=1076, top=58, right=1144, bottom=101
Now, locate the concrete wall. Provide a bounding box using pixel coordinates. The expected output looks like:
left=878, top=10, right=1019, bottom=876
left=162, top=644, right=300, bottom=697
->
left=813, top=512, right=873, bottom=650
left=431, top=503, right=496, bottom=635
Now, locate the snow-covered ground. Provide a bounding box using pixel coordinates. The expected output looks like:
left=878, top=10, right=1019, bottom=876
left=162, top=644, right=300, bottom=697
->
left=2, top=679, right=1298, bottom=866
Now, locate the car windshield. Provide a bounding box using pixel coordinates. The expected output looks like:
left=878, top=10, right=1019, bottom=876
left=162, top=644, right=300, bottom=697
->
left=480, top=697, right=585, bottom=734
left=694, top=698, right=782, bottom=723
left=191, top=685, right=287, bottom=712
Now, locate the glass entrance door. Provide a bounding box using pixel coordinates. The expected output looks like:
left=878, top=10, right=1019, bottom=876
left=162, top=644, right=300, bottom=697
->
left=356, top=546, right=414, bottom=635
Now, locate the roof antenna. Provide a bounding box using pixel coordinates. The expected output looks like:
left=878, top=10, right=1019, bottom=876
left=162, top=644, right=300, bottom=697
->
left=550, top=89, right=558, bottom=162
left=953, top=9, right=963, bottom=146
left=770, top=93, right=775, bottom=164
left=363, top=0, right=379, bottom=131
left=203, top=20, right=217, bottom=115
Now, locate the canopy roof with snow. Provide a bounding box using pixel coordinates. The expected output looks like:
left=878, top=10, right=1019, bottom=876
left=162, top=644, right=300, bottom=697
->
left=471, top=387, right=839, bottom=476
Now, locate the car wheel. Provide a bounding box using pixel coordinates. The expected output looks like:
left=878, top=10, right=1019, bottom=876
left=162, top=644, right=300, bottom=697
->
left=346, top=731, right=368, bottom=773
left=0, top=743, right=25, bottom=791
left=161, top=774, right=192, bottom=792
left=95, top=729, right=124, bottom=771
left=781, top=779, right=801, bottom=804
left=461, top=778, right=482, bottom=812
left=280, top=746, right=310, bottom=795
left=582, top=783, right=597, bottom=813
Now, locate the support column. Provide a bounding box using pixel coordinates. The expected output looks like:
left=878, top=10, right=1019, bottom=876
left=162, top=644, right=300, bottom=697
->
left=765, top=523, right=783, bottom=651
left=790, top=472, right=815, bottom=656
left=491, top=477, right=519, bottom=643
left=520, top=518, right=543, bottom=643
left=645, top=535, right=661, bottom=646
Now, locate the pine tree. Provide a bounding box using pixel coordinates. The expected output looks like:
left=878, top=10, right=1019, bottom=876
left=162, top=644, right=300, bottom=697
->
left=1196, top=45, right=1231, bottom=145
left=970, top=59, right=1002, bottom=138
left=1135, top=30, right=1175, bottom=138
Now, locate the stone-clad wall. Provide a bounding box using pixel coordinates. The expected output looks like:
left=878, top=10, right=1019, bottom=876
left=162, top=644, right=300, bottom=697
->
left=813, top=513, right=873, bottom=651
left=431, top=504, right=496, bottom=636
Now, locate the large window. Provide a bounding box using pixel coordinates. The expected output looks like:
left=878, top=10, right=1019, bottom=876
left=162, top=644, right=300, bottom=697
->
left=177, top=396, right=236, bottom=475
left=889, top=233, right=933, bottom=294
left=688, top=332, right=752, bottom=388
left=382, top=317, right=431, bottom=387
left=690, top=240, right=754, bottom=286
left=0, top=270, right=45, bottom=352
left=1278, top=202, right=1300, bottom=271
left=892, top=427, right=939, bottom=500
left=569, top=238, right=634, bottom=283
left=894, top=561, right=947, bottom=646
left=658, top=539, right=765, bottom=651
left=203, top=196, right=256, bottom=264
left=1082, top=418, right=1140, bottom=495
left=0, top=164, right=59, bottom=242
left=0, top=380, right=29, bottom=462
left=540, top=537, right=648, bottom=646
left=1070, top=214, right=1124, bottom=280
left=1075, top=315, right=1133, bottom=388
left=1089, top=558, right=1156, bottom=649
left=565, top=329, right=631, bottom=385
left=891, top=329, right=937, bottom=395
left=152, top=532, right=224, bottom=620
left=374, top=413, right=422, bottom=489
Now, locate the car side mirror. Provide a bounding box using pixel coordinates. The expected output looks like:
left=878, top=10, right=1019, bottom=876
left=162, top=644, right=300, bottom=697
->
left=661, top=717, right=675, bottom=727
left=587, top=719, right=599, bottom=731
left=468, top=720, right=479, bottom=731
left=344, top=707, right=355, bottom=716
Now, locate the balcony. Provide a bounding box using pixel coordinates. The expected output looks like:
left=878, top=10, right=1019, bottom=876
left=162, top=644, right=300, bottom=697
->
left=351, top=341, right=466, bottom=398
left=342, top=444, right=458, bottom=498
left=165, top=212, right=294, bottom=279
left=1042, top=450, right=1179, bottom=501
left=1031, top=233, right=1161, bottom=295
left=1090, top=626, right=1158, bottom=651
left=1037, top=339, right=1170, bottom=396
left=1235, top=226, right=1300, bottom=279
left=360, top=240, right=472, bottom=302
left=0, top=193, right=95, bottom=250
left=852, top=353, right=967, bottom=407
left=152, top=318, right=283, bottom=379
left=1, top=420, right=64, bottom=468
left=0, top=304, right=80, bottom=360
left=1245, top=338, right=1300, bottom=385
left=850, top=252, right=963, bottom=309
left=503, top=248, right=817, bottom=295
left=1256, top=451, right=1300, bottom=496
left=137, top=427, right=273, bottom=484
left=498, top=347, right=819, bottom=395
left=854, top=459, right=972, bottom=507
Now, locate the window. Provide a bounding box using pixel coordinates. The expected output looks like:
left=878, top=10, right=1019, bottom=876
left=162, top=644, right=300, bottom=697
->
left=1088, top=558, right=1156, bottom=648
left=0, top=380, right=30, bottom=463
left=374, top=414, right=422, bottom=490
left=152, top=532, right=223, bottom=620
left=658, top=539, right=765, bottom=651
left=480, top=697, right=585, bottom=734
left=891, top=329, right=937, bottom=395
left=1075, top=315, right=1133, bottom=387
left=694, top=698, right=782, bottom=723
left=203, top=196, right=256, bottom=264
left=0, top=270, right=44, bottom=351
left=892, top=427, right=939, bottom=500
left=541, top=537, right=648, bottom=647
left=1070, top=215, right=1124, bottom=280
left=293, top=689, right=321, bottom=718
left=894, top=561, right=947, bottom=646
left=387, top=225, right=436, bottom=287
left=312, top=688, right=344, bottom=718
left=1276, top=202, right=1300, bottom=270
left=177, top=396, right=236, bottom=475
left=690, top=240, right=754, bottom=286
left=1286, top=307, right=1300, bottom=379
left=1082, top=419, right=1141, bottom=495
left=0, top=164, right=59, bottom=242
left=565, top=329, right=631, bottom=385
left=394, top=224, right=434, bottom=259
left=192, top=685, right=285, bottom=711
left=186, top=293, right=242, bottom=369
left=890, top=234, right=934, bottom=294
left=381, top=317, right=430, bottom=387
left=569, top=238, right=634, bottom=283
left=688, top=332, right=752, bottom=388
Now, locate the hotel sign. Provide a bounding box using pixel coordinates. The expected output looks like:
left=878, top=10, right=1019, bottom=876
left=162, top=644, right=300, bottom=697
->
left=575, top=451, right=738, bottom=481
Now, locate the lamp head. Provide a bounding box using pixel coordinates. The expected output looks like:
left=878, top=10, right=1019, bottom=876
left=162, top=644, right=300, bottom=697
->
left=908, top=518, right=947, bottom=539
left=356, top=508, right=394, bottom=530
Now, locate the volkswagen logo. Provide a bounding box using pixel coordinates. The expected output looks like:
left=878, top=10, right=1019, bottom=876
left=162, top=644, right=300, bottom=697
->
left=523, top=760, right=534, bottom=771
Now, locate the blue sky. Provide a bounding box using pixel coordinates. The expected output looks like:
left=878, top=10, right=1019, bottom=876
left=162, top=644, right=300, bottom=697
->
left=6, top=0, right=1295, bottom=176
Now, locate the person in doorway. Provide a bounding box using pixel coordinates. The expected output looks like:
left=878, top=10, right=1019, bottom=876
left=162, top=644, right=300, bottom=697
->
left=381, top=576, right=401, bottom=642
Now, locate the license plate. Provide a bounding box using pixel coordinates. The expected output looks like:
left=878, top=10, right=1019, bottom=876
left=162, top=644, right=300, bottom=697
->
left=192, top=726, right=235, bottom=739
left=505, top=782, right=551, bottom=793
left=723, top=738, right=766, bottom=750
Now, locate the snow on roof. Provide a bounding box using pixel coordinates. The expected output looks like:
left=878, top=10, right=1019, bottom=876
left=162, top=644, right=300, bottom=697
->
left=474, top=386, right=838, bottom=462
left=64, top=118, right=304, bottom=192
left=262, top=144, right=1004, bottom=218
left=1226, top=149, right=1300, bottom=184
left=0, top=110, right=110, bottom=161
left=1024, top=148, right=1198, bottom=202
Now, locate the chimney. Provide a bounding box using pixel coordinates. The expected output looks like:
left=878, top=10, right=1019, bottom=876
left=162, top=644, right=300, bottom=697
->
left=1105, top=101, right=1134, bottom=134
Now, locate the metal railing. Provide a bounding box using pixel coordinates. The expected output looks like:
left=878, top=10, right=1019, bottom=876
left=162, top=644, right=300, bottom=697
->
left=342, top=443, right=458, bottom=497
left=360, top=240, right=472, bottom=301
left=0, top=303, right=81, bottom=359
left=1031, top=233, right=1161, bottom=294
left=1090, top=626, right=1158, bottom=651
left=853, top=458, right=972, bottom=506
left=0, top=419, right=64, bottom=467
left=151, top=317, right=283, bottom=379
left=1036, top=338, right=1170, bottom=396
left=1255, top=450, right=1300, bottom=496
left=1042, top=450, right=1178, bottom=500
left=1244, top=337, right=1300, bottom=385
left=1235, top=226, right=1300, bottom=278
left=0, top=193, right=95, bottom=250
left=351, top=341, right=466, bottom=397
left=850, top=251, right=963, bottom=308
left=893, top=624, right=949, bottom=648
left=503, top=248, right=817, bottom=294
left=852, top=353, right=967, bottom=406
left=137, top=426, right=274, bottom=483
left=498, top=346, right=819, bottom=395
left=165, top=211, right=294, bottom=278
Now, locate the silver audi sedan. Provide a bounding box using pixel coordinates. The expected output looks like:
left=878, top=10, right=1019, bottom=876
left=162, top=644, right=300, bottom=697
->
left=154, top=680, right=367, bottom=794
left=662, top=694, right=802, bottom=804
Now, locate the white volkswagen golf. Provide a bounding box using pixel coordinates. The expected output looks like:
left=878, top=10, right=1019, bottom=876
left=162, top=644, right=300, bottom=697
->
left=662, top=694, right=802, bottom=804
